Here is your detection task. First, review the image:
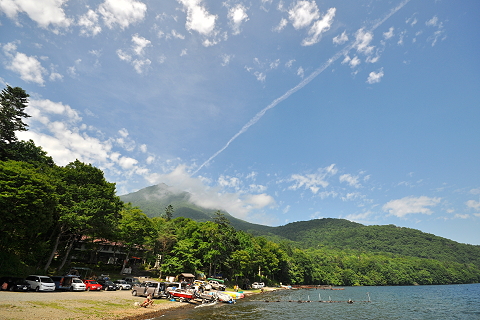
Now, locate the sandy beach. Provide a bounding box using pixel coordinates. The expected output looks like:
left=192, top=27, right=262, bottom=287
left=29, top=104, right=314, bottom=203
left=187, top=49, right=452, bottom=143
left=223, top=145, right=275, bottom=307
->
left=0, top=287, right=275, bottom=320
left=0, top=289, right=192, bottom=320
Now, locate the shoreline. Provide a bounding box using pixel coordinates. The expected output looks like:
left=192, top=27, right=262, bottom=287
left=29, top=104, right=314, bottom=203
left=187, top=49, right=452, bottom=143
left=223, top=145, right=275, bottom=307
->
left=0, top=287, right=279, bottom=320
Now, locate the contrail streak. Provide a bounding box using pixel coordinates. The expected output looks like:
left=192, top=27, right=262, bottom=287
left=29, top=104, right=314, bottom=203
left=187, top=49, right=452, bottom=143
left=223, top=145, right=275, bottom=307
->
left=192, top=0, right=411, bottom=176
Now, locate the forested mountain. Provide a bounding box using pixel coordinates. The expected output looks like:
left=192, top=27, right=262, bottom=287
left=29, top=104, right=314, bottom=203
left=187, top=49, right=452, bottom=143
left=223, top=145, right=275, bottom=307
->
left=120, top=183, right=272, bottom=233
left=122, top=183, right=480, bottom=267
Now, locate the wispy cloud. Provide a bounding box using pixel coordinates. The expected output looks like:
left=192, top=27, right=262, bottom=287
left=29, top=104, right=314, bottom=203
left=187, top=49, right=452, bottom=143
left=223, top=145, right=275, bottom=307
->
left=383, top=196, right=441, bottom=218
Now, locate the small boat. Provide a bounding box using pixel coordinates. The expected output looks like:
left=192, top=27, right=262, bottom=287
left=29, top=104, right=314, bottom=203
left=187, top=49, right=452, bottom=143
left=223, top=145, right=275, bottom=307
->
left=223, top=291, right=245, bottom=299
left=168, top=289, right=195, bottom=301
left=216, top=291, right=235, bottom=303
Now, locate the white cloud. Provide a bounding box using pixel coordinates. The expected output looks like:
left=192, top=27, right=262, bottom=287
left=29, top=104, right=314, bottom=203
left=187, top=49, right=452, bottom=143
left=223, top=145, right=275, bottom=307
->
left=454, top=213, right=469, bottom=219
left=333, top=30, right=348, bottom=45
left=132, top=34, right=151, bottom=55
left=425, top=16, right=446, bottom=47
left=116, top=49, right=132, bottom=62
left=288, top=1, right=320, bottom=30
left=469, top=188, right=480, bottom=195
left=146, top=155, right=155, bottom=164
left=383, top=196, right=442, bottom=218
left=218, top=175, right=241, bottom=190
left=341, top=192, right=364, bottom=201
left=273, top=18, right=288, bottom=32
left=116, top=34, right=151, bottom=73
left=301, top=7, right=335, bottom=46
left=146, top=165, right=276, bottom=220
left=0, top=0, right=71, bottom=30
left=78, top=9, right=102, bottom=36
left=297, top=66, right=304, bottom=78
left=339, top=173, right=361, bottom=188
left=221, top=54, right=233, bottom=66
left=98, top=0, right=147, bottom=30
left=3, top=42, right=47, bottom=85
left=355, top=28, right=374, bottom=55
left=383, top=27, right=394, bottom=40
left=288, top=164, right=337, bottom=194
left=466, top=200, right=480, bottom=211
left=17, top=98, right=150, bottom=183
left=178, top=0, right=217, bottom=36
left=227, top=4, right=249, bottom=35
left=425, top=16, right=439, bottom=27
left=342, top=55, right=361, bottom=68
left=171, top=30, right=185, bottom=39
left=367, top=68, right=384, bottom=84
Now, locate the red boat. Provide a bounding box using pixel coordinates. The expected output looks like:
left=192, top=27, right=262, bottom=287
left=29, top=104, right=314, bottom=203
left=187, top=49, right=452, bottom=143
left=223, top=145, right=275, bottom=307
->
left=168, top=289, right=195, bottom=301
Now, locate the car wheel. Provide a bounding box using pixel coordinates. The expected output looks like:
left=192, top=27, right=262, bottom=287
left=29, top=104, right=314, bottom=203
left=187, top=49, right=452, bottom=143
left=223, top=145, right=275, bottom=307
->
left=86, top=287, right=90, bottom=291
left=131, top=290, right=137, bottom=296
left=35, top=286, right=40, bottom=292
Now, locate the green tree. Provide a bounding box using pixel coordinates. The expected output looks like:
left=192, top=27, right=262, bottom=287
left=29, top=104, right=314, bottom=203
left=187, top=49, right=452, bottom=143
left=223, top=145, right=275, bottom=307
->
left=44, top=160, right=123, bottom=272
left=1, top=139, right=54, bottom=166
left=0, top=86, right=30, bottom=146
left=117, top=203, right=156, bottom=273
left=163, top=204, right=174, bottom=221
left=0, top=160, right=57, bottom=272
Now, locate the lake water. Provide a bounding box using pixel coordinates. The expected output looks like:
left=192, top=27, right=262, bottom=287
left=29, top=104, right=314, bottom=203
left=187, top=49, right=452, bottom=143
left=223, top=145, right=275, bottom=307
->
left=156, top=283, right=480, bottom=320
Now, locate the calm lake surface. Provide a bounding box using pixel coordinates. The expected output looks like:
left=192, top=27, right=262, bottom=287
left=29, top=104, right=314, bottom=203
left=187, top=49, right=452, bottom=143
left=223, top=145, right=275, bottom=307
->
left=157, top=283, right=480, bottom=320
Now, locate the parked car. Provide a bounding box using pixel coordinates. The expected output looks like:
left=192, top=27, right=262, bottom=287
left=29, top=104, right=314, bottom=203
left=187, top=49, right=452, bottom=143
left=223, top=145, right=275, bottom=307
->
left=0, top=277, right=30, bottom=292
left=122, top=277, right=141, bottom=286
left=208, top=280, right=226, bottom=291
left=25, top=275, right=55, bottom=292
left=97, top=279, right=117, bottom=291
left=193, top=280, right=212, bottom=291
left=113, top=279, right=131, bottom=290
left=252, top=282, right=265, bottom=289
left=51, top=276, right=86, bottom=291
left=83, top=279, right=102, bottom=291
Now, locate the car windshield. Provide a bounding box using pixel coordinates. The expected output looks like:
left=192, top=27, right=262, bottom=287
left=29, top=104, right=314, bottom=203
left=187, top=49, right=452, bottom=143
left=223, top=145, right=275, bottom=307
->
left=40, top=277, right=54, bottom=283
left=72, top=279, right=83, bottom=283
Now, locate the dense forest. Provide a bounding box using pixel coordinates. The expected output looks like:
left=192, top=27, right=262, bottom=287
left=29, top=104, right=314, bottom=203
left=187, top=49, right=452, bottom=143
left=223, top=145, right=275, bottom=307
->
left=1, top=85, right=480, bottom=286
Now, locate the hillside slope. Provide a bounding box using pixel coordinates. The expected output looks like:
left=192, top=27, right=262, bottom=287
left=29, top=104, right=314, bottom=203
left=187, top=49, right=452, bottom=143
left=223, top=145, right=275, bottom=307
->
left=121, top=184, right=480, bottom=266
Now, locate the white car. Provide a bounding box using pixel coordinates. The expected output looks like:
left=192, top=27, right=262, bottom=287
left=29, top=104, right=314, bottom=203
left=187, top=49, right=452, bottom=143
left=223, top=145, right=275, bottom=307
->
left=25, top=275, right=56, bottom=292
left=252, top=282, right=265, bottom=289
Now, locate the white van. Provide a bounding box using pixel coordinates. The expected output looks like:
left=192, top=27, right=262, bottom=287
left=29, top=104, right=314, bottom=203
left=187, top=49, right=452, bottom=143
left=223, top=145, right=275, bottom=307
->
left=51, top=276, right=86, bottom=291
left=25, top=275, right=55, bottom=292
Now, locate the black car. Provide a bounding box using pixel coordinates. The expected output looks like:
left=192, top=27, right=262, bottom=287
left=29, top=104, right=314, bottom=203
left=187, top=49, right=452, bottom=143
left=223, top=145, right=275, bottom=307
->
left=97, top=279, right=117, bottom=291
left=0, top=277, right=31, bottom=291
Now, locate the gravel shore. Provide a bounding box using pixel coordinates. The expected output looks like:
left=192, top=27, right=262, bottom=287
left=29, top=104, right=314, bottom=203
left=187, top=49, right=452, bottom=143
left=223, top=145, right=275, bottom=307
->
left=0, top=289, right=191, bottom=320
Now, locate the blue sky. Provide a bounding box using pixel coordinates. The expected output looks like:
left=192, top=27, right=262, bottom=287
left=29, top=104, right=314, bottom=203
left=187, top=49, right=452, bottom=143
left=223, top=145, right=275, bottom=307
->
left=2, top=0, right=479, bottom=245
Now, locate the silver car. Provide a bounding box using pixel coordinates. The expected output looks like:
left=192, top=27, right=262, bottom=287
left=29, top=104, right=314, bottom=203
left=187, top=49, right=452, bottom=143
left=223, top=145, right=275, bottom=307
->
left=113, top=279, right=132, bottom=290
